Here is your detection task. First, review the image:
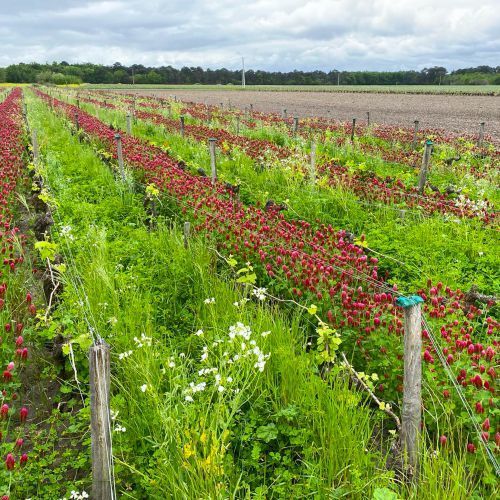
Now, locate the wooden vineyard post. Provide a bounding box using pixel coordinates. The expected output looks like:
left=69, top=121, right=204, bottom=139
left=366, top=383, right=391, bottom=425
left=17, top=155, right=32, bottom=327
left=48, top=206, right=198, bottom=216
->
left=22, top=102, right=29, bottom=131
left=310, top=141, right=317, bottom=184
left=250, top=103, right=253, bottom=112
left=74, top=112, right=79, bottom=132
left=283, top=108, right=287, bottom=120
left=412, top=120, right=419, bottom=149
left=351, top=118, right=356, bottom=142
left=89, top=339, right=114, bottom=500
left=417, top=140, right=433, bottom=194
left=235, top=115, right=240, bottom=135
left=396, top=295, right=424, bottom=481
left=114, top=133, right=126, bottom=182
left=183, top=221, right=191, bottom=249
left=366, top=111, right=370, bottom=126
left=293, top=116, right=299, bottom=135
left=209, top=138, right=217, bottom=184
left=180, top=115, right=185, bottom=137
left=477, top=122, right=485, bottom=148
left=126, top=113, right=132, bottom=135
left=32, top=129, right=39, bottom=165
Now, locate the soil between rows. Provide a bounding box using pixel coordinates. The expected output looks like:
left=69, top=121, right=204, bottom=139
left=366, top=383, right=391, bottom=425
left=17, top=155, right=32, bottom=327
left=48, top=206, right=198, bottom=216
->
left=122, top=89, right=500, bottom=138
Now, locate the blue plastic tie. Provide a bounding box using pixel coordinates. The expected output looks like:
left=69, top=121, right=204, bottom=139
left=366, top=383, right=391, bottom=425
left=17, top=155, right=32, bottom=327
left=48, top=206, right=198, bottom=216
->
left=395, top=295, right=424, bottom=308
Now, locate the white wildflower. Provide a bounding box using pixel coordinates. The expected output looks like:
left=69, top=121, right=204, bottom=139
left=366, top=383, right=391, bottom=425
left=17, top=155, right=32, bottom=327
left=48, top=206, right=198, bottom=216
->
left=252, top=287, right=267, bottom=301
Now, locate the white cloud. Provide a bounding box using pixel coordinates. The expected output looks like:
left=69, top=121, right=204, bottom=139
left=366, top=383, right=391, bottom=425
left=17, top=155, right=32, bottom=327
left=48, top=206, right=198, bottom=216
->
left=0, top=0, right=498, bottom=70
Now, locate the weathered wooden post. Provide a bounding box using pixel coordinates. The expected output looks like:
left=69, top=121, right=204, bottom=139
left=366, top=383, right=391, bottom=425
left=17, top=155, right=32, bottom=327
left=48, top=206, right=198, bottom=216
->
left=395, top=295, right=423, bottom=481
left=412, top=120, right=419, bottom=149
left=283, top=108, right=287, bottom=120
left=366, top=111, right=370, bottom=126
left=180, top=115, right=185, bottom=137
left=477, top=122, right=485, bottom=148
left=32, top=129, right=39, bottom=165
left=126, top=114, right=132, bottom=135
left=310, top=141, right=317, bottom=184
left=76, top=98, right=80, bottom=108
left=183, top=221, right=191, bottom=249
left=250, top=103, right=253, bottom=112
left=209, top=138, right=217, bottom=183
left=89, top=339, right=114, bottom=500
left=236, top=115, right=240, bottom=135
left=22, top=102, right=28, bottom=123
left=74, top=112, right=79, bottom=132
left=293, top=116, right=299, bottom=135
left=351, top=118, right=356, bottom=142
left=220, top=102, right=223, bottom=109
left=417, top=140, right=433, bottom=194
left=114, top=133, right=126, bottom=182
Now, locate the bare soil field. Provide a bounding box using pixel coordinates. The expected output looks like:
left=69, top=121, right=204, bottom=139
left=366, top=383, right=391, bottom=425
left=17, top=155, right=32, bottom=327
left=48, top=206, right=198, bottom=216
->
left=126, top=89, right=500, bottom=138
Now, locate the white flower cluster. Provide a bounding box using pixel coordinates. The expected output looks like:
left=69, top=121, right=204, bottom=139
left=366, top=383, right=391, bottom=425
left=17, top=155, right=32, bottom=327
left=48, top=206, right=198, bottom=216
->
left=134, top=333, right=152, bottom=348
left=204, top=297, right=215, bottom=304
left=183, top=322, right=271, bottom=403
left=454, top=194, right=488, bottom=215
left=252, top=287, right=267, bottom=301
left=60, top=225, right=75, bottom=241
left=65, top=492, right=89, bottom=500
left=229, top=322, right=252, bottom=341
left=233, top=298, right=249, bottom=307
left=118, top=350, right=133, bottom=360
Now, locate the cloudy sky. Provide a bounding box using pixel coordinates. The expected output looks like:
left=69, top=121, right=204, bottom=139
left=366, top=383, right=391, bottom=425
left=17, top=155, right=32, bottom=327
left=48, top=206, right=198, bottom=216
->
left=1, top=0, right=498, bottom=71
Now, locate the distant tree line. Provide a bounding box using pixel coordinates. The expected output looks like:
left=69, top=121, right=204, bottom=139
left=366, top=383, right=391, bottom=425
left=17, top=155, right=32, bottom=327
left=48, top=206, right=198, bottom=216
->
left=0, top=62, right=499, bottom=85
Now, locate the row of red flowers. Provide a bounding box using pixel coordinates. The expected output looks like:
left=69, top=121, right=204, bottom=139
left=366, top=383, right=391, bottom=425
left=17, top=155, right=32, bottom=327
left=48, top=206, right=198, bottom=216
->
left=0, top=88, right=35, bottom=496
left=70, top=90, right=498, bottom=225
left=36, top=88, right=498, bottom=455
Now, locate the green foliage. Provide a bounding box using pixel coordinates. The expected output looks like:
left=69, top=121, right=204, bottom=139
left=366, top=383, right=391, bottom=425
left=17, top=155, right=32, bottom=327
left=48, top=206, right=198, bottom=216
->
left=21, top=88, right=497, bottom=500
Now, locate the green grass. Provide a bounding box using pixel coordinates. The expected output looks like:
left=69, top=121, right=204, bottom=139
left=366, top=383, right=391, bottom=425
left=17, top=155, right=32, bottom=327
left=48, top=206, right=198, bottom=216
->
left=24, top=88, right=498, bottom=499
left=23, top=89, right=400, bottom=499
